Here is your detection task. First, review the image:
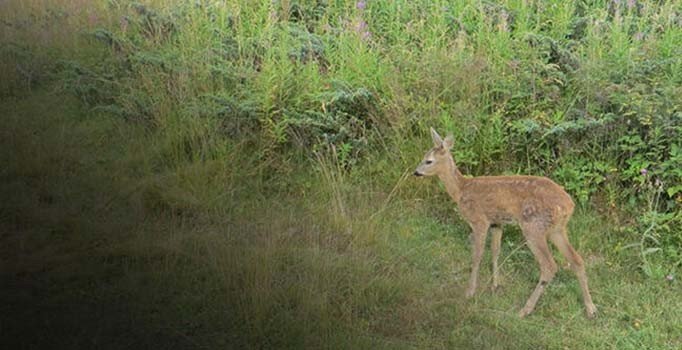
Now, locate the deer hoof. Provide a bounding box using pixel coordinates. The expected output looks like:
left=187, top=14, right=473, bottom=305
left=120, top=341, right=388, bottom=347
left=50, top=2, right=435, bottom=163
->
left=586, top=304, right=598, bottom=319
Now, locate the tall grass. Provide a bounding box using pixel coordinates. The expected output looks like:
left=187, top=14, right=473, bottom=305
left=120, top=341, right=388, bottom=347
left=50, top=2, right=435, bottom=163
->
left=1, top=0, right=681, bottom=349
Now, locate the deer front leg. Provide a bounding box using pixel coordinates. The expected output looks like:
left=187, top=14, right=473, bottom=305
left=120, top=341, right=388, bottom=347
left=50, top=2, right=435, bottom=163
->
left=490, top=226, right=503, bottom=290
left=465, top=223, right=489, bottom=298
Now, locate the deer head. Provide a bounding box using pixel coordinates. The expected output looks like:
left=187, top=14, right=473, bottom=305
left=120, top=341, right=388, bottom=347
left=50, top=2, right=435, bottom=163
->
left=414, top=128, right=454, bottom=177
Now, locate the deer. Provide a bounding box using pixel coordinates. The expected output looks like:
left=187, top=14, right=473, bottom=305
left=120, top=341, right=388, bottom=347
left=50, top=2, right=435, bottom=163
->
left=414, top=128, right=597, bottom=318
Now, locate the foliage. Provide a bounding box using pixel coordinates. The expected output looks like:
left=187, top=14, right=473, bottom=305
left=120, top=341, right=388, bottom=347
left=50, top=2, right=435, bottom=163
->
left=1, top=0, right=681, bottom=348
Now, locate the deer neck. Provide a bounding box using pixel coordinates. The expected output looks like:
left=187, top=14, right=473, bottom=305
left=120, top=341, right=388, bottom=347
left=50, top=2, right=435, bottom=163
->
left=438, top=156, right=465, bottom=203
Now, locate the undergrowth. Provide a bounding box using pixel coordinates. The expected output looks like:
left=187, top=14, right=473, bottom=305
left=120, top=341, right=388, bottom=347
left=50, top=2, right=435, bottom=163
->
left=1, top=0, right=681, bottom=349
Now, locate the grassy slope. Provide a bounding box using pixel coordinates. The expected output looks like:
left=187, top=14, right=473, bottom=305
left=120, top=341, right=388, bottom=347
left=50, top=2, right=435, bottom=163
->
left=1, top=90, right=680, bottom=349
left=1, top=0, right=681, bottom=349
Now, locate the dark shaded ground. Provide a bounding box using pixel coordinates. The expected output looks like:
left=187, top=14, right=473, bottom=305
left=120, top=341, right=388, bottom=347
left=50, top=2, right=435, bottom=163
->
left=0, top=209, right=203, bottom=350
left=0, top=92, right=204, bottom=350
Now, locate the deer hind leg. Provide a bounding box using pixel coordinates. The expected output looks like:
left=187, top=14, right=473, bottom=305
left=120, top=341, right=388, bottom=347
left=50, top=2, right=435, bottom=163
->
left=519, top=223, right=558, bottom=318
left=465, top=222, right=490, bottom=298
left=490, top=226, right=503, bottom=290
left=550, top=226, right=597, bottom=318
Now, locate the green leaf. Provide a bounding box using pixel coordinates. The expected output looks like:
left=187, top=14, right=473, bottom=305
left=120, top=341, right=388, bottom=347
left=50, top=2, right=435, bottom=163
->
left=667, top=185, right=682, bottom=197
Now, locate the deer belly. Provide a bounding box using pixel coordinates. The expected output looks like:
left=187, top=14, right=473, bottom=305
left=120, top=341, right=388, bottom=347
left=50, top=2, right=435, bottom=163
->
left=490, top=213, right=515, bottom=225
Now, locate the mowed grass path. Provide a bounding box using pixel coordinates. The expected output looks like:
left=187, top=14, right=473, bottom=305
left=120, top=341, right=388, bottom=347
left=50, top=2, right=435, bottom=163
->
left=1, top=90, right=680, bottom=349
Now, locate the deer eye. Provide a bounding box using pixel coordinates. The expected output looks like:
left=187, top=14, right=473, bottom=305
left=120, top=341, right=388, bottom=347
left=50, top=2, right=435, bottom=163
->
left=425, top=160, right=433, bottom=165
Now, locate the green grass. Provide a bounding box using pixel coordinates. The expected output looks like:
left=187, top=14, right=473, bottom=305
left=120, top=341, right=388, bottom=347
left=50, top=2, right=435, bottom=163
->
left=1, top=0, right=681, bottom=349
left=1, top=89, right=680, bottom=349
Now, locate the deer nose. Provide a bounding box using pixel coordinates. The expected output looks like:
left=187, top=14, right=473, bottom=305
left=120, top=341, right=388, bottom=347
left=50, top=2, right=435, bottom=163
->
left=413, top=171, right=423, bottom=177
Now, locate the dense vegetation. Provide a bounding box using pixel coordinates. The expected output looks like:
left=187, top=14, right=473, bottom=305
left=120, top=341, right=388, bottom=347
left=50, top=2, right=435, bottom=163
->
left=1, top=0, right=680, bottom=348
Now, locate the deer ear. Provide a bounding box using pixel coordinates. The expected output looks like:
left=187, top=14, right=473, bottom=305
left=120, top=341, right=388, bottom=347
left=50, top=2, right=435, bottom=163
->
left=443, top=134, right=454, bottom=150
left=430, top=127, right=443, bottom=147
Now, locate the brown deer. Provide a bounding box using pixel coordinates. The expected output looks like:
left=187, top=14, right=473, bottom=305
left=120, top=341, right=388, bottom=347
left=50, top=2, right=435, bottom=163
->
left=414, top=128, right=597, bottom=318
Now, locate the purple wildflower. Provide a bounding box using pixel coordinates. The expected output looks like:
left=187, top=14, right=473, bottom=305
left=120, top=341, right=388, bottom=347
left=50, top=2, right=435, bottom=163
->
left=360, top=30, right=371, bottom=40
left=640, top=168, right=648, bottom=176
left=356, top=1, right=366, bottom=10
left=353, top=20, right=371, bottom=41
